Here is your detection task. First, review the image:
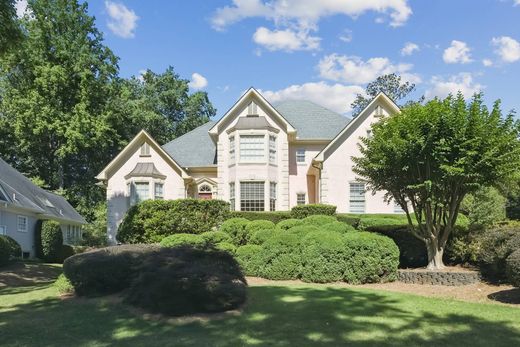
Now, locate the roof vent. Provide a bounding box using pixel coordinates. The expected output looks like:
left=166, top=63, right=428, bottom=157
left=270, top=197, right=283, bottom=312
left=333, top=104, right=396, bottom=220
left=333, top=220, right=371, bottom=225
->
left=247, top=101, right=258, bottom=117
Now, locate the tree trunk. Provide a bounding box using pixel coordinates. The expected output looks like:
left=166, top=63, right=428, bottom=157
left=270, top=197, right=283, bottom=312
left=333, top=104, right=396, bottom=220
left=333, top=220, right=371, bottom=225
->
left=426, top=238, right=445, bottom=270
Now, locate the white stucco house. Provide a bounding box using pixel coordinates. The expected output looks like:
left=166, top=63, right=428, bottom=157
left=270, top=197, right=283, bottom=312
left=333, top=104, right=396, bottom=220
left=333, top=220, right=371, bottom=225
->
left=97, top=88, right=402, bottom=244
left=0, top=158, right=86, bottom=258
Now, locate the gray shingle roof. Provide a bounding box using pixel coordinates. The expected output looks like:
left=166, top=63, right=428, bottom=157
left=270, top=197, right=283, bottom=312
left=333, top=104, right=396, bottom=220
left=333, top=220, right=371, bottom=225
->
left=0, top=158, right=86, bottom=224
left=124, top=163, right=166, bottom=179
left=233, top=116, right=275, bottom=131
left=273, top=100, right=351, bottom=140
left=162, top=121, right=217, bottom=168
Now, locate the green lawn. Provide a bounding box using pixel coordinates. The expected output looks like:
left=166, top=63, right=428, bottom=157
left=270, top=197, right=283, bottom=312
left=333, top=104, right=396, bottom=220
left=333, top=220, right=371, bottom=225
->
left=1, top=265, right=519, bottom=346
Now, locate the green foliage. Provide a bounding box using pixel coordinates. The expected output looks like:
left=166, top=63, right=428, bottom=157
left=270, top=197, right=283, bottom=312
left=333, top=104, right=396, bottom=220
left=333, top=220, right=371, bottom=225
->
left=54, top=274, right=74, bottom=295
left=0, top=236, right=11, bottom=266
left=302, top=215, right=337, bottom=226
left=235, top=245, right=263, bottom=276
left=117, top=199, right=230, bottom=243
left=285, top=225, right=321, bottom=237
left=354, top=93, right=520, bottom=269
left=506, top=250, right=520, bottom=287
left=40, top=221, right=64, bottom=263
left=125, top=247, right=246, bottom=316
left=215, top=242, right=237, bottom=254
left=276, top=218, right=303, bottom=230
left=322, top=221, right=356, bottom=234
left=220, top=217, right=250, bottom=246
left=246, top=220, right=276, bottom=234
left=249, top=229, right=278, bottom=245
left=0, top=0, right=22, bottom=56
left=257, top=233, right=303, bottom=280
left=160, top=234, right=206, bottom=248
left=358, top=216, right=408, bottom=231
left=200, top=231, right=232, bottom=245
left=80, top=202, right=108, bottom=247
left=291, top=204, right=336, bottom=219
left=229, top=211, right=292, bottom=224
left=461, top=186, right=506, bottom=227
left=336, top=215, right=361, bottom=228
left=0, top=235, right=21, bottom=258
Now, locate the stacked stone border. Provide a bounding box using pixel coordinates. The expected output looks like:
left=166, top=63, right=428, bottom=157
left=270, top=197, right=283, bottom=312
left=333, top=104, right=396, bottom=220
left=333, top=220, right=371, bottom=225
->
left=398, top=269, right=480, bottom=286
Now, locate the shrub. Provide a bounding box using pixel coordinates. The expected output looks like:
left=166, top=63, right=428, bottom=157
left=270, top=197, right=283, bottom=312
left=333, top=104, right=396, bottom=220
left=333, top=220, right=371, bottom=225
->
left=220, top=218, right=250, bottom=246
left=276, top=218, right=303, bottom=231
left=322, top=221, right=355, bottom=234
left=285, top=225, right=321, bottom=237
left=59, top=245, right=75, bottom=262
left=445, top=226, right=482, bottom=265
left=336, top=215, right=361, bottom=228
left=342, top=232, right=399, bottom=284
left=215, top=242, right=237, bottom=254
left=125, top=247, right=247, bottom=316
left=291, top=204, right=336, bottom=219
left=200, top=231, right=232, bottom=245
left=461, top=186, right=506, bottom=227
left=245, top=220, right=276, bottom=234
left=229, top=211, right=291, bottom=224
left=358, top=217, right=408, bottom=232
left=80, top=202, right=108, bottom=247
left=117, top=199, right=230, bottom=244
left=303, top=214, right=337, bottom=226
left=506, top=249, right=520, bottom=287
left=63, top=244, right=158, bottom=296
left=160, top=234, right=206, bottom=248
left=257, top=233, right=302, bottom=280
left=0, top=235, right=21, bottom=258
left=368, top=227, right=427, bottom=268
left=54, top=274, right=74, bottom=295
left=0, top=236, right=11, bottom=266
left=235, top=245, right=263, bottom=276
left=249, top=229, right=277, bottom=245
left=40, top=220, right=64, bottom=263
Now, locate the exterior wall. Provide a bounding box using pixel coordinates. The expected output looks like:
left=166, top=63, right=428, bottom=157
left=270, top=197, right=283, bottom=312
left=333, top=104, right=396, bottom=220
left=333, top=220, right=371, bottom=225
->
left=288, top=143, right=326, bottom=208
left=105, top=140, right=186, bottom=243
left=0, top=207, right=38, bottom=257
left=321, top=101, right=398, bottom=214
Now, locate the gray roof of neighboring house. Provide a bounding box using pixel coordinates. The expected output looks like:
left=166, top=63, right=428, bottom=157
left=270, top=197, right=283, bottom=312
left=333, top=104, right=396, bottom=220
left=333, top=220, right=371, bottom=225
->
left=273, top=100, right=351, bottom=140
left=0, top=158, right=86, bottom=224
left=125, top=163, right=166, bottom=179
left=162, top=121, right=217, bottom=168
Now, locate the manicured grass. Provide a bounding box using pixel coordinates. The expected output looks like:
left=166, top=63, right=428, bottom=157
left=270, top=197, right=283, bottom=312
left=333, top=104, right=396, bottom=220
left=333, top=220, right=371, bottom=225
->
left=1, top=270, right=519, bottom=347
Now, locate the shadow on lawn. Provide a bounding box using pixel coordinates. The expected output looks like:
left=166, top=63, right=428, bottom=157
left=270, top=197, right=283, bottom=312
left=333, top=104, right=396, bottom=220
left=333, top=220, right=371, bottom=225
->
left=0, top=262, right=61, bottom=287
left=1, top=284, right=520, bottom=347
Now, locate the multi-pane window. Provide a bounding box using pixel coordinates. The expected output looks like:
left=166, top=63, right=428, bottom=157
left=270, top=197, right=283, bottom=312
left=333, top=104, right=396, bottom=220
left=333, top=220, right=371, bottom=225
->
left=155, top=183, right=164, bottom=200
left=134, top=182, right=150, bottom=204
left=229, top=183, right=235, bottom=211
left=240, top=182, right=265, bottom=211
left=270, top=182, right=277, bottom=211
left=140, top=143, right=150, bottom=156
left=296, top=193, right=306, bottom=205
left=240, top=135, right=265, bottom=162
left=17, top=216, right=28, bottom=232
left=296, top=148, right=305, bottom=163
left=269, top=135, right=276, bottom=163
left=349, top=183, right=366, bottom=213
left=229, top=136, right=235, bottom=161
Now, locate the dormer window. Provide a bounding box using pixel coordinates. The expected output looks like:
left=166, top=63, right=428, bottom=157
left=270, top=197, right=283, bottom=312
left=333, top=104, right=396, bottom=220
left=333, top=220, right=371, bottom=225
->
left=140, top=143, right=151, bottom=157
left=374, top=105, right=384, bottom=117
left=247, top=101, right=258, bottom=116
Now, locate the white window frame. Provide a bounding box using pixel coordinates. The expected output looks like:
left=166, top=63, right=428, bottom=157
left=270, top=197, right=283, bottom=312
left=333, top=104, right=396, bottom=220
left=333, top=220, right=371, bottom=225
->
left=240, top=181, right=265, bottom=211
left=229, top=183, right=235, bottom=211
left=17, top=215, right=28, bottom=233
left=133, top=182, right=150, bottom=204
left=239, top=135, right=265, bottom=163
left=349, top=182, right=366, bottom=213
left=0, top=225, right=6, bottom=235
left=374, top=105, right=384, bottom=117
left=296, top=148, right=306, bottom=163
left=269, top=135, right=277, bottom=164
left=247, top=101, right=258, bottom=115
left=229, top=136, right=235, bottom=161
left=270, top=182, right=277, bottom=211
left=296, top=193, right=306, bottom=206
left=154, top=182, right=164, bottom=200
left=140, top=142, right=151, bottom=157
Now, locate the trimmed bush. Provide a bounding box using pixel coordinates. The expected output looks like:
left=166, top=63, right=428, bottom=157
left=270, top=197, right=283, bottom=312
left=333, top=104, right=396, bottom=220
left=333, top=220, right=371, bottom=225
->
left=245, top=220, right=276, bottom=234
left=160, top=234, right=206, bottom=248
left=285, top=225, right=321, bottom=237
left=506, top=249, right=520, bottom=287
left=336, top=214, right=361, bottom=228
left=1, top=236, right=22, bottom=258
left=229, top=211, right=292, bottom=224
left=117, top=199, right=230, bottom=244
left=54, top=274, right=74, bottom=295
left=276, top=218, right=303, bottom=231
left=358, top=217, right=408, bottom=232
left=200, top=231, right=232, bottom=245
left=220, top=218, right=250, bottom=246
left=291, top=204, right=336, bottom=219
left=322, top=221, right=356, bottom=234
left=125, top=247, right=247, bottom=316
left=0, top=236, right=11, bottom=266
left=63, top=244, right=158, bottom=296
left=215, top=242, right=237, bottom=254
left=249, top=229, right=278, bottom=245
left=235, top=244, right=263, bottom=276
left=256, top=233, right=302, bottom=280
left=59, top=245, right=75, bottom=262
left=342, top=232, right=399, bottom=284
left=303, top=214, right=338, bottom=226
left=368, top=227, right=427, bottom=268
left=40, top=220, right=64, bottom=263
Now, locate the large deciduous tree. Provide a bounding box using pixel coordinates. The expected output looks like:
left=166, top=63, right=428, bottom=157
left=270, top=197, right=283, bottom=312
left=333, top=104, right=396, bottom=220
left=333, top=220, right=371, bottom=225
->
left=0, top=0, right=22, bottom=56
left=353, top=93, right=520, bottom=269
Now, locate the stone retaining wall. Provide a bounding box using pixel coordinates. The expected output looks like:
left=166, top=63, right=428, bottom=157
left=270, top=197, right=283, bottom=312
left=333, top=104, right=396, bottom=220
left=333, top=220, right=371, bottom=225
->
left=398, top=269, right=480, bottom=286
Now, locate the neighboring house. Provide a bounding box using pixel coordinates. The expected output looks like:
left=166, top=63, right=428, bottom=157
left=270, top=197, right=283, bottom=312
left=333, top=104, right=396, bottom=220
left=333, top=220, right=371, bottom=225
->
left=0, top=158, right=86, bottom=257
left=97, top=88, right=402, bottom=244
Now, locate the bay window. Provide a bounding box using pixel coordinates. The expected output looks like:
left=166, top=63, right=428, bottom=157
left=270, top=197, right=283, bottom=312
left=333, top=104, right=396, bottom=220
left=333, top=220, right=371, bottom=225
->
left=239, top=135, right=265, bottom=162
left=240, top=182, right=265, bottom=211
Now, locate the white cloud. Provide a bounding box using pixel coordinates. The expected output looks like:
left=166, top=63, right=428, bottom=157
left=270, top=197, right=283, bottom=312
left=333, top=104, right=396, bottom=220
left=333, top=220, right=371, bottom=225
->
left=339, top=29, right=353, bottom=43
left=491, top=36, right=520, bottom=63
left=317, top=54, right=421, bottom=85
left=212, top=0, right=412, bottom=30
left=515, top=0, right=520, bottom=6
left=482, top=59, right=493, bottom=67
left=105, top=1, right=139, bottom=38
left=442, top=40, right=472, bottom=64
left=401, top=42, right=419, bottom=56
left=189, top=73, right=208, bottom=90
left=15, top=0, right=29, bottom=17
left=260, top=82, right=365, bottom=115
left=425, top=73, right=483, bottom=99
left=253, top=27, right=320, bottom=51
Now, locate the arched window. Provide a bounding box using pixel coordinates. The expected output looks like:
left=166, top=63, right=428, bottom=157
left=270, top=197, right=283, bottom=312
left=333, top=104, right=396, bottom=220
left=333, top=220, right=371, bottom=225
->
left=199, top=184, right=212, bottom=193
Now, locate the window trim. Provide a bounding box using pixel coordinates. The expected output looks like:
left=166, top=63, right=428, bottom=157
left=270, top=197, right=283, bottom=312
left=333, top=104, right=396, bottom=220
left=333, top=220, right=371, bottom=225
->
left=133, top=181, right=150, bottom=205
left=239, top=134, right=266, bottom=163
left=0, top=225, right=6, bottom=235
left=270, top=182, right=277, bottom=211
left=154, top=182, right=164, bottom=200
left=296, top=193, right=306, bottom=206
left=349, top=182, right=366, bottom=213
left=296, top=148, right=306, bottom=164
left=17, top=215, right=28, bottom=233
left=269, top=135, right=277, bottom=164
left=240, top=181, right=265, bottom=211
left=229, top=136, right=235, bottom=161
left=229, top=182, right=235, bottom=211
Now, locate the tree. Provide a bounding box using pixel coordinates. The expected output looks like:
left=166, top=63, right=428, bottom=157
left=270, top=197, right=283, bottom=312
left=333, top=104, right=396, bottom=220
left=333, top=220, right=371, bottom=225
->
left=351, top=73, right=416, bottom=116
left=353, top=93, right=520, bottom=269
left=0, top=0, right=22, bottom=56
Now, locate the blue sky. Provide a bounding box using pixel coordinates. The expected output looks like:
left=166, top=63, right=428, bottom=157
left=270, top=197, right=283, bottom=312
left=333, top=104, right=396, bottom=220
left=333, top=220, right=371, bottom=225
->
left=19, top=0, right=520, bottom=117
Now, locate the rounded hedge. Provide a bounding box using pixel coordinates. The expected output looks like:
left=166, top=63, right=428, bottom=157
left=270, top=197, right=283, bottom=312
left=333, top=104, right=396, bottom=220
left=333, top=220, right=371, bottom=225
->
left=276, top=218, right=303, bottom=231
left=477, top=224, right=520, bottom=280
left=285, top=225, right=321, bottom=237
left=245, top=220, right=276, bottom=234
left=302, top=215, right=337, bottom=226
left=506, top=249, right=520, bottom=287
left=291, top=204, right=336, bottom=219
left=220, top=218, right=250, bottom=246
left=322, top=221, right=356, bottom=234
left=215, top=242, right=237, bottom=254
left=249, top=229, right=278, bottom=245
left=1, top=236, right=22, bottom=258
left=0, top=236, right=11, bottom=266
left=160, top=234, right=206, bottom=248
left=125, top=247, right=247, bottom=316
left=235, top=245, right=263, bottom=276
left=200, top=231, right=232, bottom=245
left=40, top=220, right=64, bottom=263
left=256, top=233, right=302, bottom=280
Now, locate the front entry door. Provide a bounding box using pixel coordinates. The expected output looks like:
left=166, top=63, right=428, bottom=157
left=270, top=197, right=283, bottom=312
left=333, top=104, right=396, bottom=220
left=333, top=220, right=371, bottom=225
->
left=198, top=193, right=212, bottom=200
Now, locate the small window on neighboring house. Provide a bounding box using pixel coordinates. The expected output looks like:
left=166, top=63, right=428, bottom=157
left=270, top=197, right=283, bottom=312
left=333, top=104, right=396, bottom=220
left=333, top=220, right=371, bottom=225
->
left=269, top=136, right=276, bottom=163
left=349, top=183, right=366, bottom=213
left=247, top=101, right=258, bottom=116
left=0, top=226, right=6, bottom=235
left=297, top=193, right=306, bottom=206
left=375, top=105, right=384, bottom=117
left=17, top=216, right=28, bottom=232
left=229, top=136, right=235, bottom=161
left=270, top=182, right=277, bottom=211
left=296, top=148, right=305, bottom=163
left=134, top=182, right=150, bottom=204
left=155, top=183, right=164, bottom=200
left=140, top=143, right=151, bottom=156
left=229, top=183, right=235, bottom=211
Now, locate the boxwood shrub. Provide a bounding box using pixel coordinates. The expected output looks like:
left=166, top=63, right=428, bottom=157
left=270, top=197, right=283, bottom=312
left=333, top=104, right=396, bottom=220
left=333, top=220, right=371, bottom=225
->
left=276, top=218, right=303, bottom=231
left=117, top=199, right=230, bottom=244
left=220, top=218, right=250, bottom=246
left=285, top=225, right=321, bottom=237
left=506, top=249, right=520, bottom=287
left=303, top=214, right=338, bottom=226
left=322, top=221, right=355, bottom=234
left=1, top=236, right=21, bottom=258
left=256, top=233, right=303, bottom=280
left=229, top=211, right=292, bottom=224
left=336, top=214, right=361, bottom=228
left=245, top=220, right=276, bottom=234
left=200, top=231, right=232, bottom=245
left=249, top=229, right=278, bottom=245
left=215, top=242, right=237, bottom=254
left=40, top=220, right=64, bottom=263
left=0, top=236, right=11, bottom=266
left=235, top=244, right=263, bottom=276
left=160, top=234, right=206, bottom=248
left=291, top=204, right=336, bottom=219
